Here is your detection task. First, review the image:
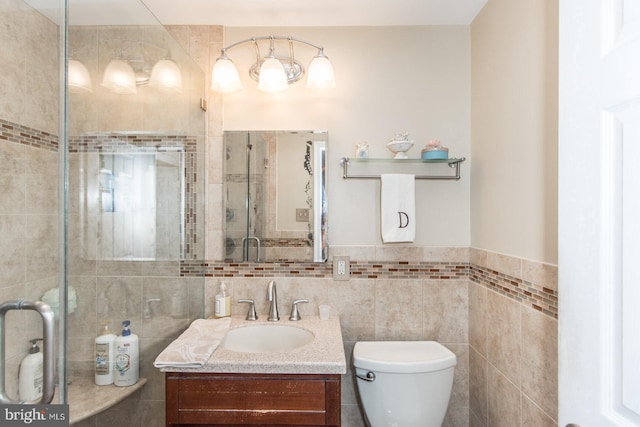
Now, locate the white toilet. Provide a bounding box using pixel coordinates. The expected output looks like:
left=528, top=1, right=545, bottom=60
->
left=353, top=341, right=457, bottom=427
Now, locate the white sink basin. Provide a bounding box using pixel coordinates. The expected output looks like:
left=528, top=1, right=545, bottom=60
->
left=221, top=324, right=315, bottom=353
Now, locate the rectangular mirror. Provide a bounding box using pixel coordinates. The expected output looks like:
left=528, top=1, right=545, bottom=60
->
left=97, top=151, right=182, bottom=260
left=224, top=130, right=328, bottom=262
left=76, top=139, right=197, bottom=262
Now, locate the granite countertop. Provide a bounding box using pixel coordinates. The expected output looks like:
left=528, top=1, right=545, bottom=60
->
left=159, top=315, right=347, bottom=375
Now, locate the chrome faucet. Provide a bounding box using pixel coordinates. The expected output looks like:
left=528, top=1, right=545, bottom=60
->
left=266, top=280, right=279, bottom=321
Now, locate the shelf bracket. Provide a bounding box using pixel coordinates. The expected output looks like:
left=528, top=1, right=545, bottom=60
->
left=339, top=157, right=465, bottom=180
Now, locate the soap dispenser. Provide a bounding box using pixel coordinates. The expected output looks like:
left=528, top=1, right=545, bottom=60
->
left=214, top=282, right=231, bottom=318
left=18, top=338, right=43, bottom=402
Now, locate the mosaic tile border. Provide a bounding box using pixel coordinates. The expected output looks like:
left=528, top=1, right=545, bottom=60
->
left=180, top=260, right=470, bottom=279
left=182, top=260, right=332, bottom=278
left=350, top=261, right=469, bottom=279
left=67, top=132, right=197, bottom=153
left=470, top=264, right=558, bottom=318
left=181, top=259, right=558, bottom=318
left=0, top=119, right=59, bottom=151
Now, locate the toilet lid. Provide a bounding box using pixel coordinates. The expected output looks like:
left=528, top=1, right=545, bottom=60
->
left=353, top=341, right=457, bottom=373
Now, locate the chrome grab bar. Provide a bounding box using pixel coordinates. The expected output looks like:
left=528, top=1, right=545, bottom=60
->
left=0, top=299, right=55, bottom=404
left=355, top=371, right=376, bottom=382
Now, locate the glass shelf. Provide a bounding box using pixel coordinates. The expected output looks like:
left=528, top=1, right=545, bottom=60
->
left=346, top=157, right=465, bottom=164
left=339, top=156, right=466, bottom=180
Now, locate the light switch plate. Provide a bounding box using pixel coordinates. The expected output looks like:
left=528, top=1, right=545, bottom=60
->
left=333, top=256, right=350, bottom=281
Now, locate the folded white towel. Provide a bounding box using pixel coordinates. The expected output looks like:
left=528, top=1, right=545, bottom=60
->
left=381, top=174, right=416, bottom=243
left=153, top=317, right=232, bottom=368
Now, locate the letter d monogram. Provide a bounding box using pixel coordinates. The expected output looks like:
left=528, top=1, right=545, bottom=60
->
left=398, top=211, right=409, bottom=228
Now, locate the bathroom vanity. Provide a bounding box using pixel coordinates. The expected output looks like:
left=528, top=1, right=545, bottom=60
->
left=160, top=316, right=346, bottom=427
left=165, top=372, right=341, bottom=426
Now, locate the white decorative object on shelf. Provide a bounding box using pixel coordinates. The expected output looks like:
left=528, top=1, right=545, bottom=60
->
left=355, top=142, right=369, bottom=158
left=386, top=131, right=414, bottom=159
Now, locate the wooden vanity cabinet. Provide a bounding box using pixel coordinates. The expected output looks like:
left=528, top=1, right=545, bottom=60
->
left=165, top=372, right=341, bottom=427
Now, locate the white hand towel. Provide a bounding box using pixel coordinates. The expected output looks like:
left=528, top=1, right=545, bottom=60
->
left=153, top=317, right=232, bottom=368
left=380, top=174, right=416, bottom=243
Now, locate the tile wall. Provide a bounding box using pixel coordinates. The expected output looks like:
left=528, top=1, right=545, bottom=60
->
left=191, top=246, right=558, bottom=427
left=0, top=119, right=59, bottom=399
left=469, top=248, right=558, bottom=427
left=0, top=0, right=60, bottom=400
left=67, top=261, right=204, bottom=427
left=199, top=246, right=472, bottom=427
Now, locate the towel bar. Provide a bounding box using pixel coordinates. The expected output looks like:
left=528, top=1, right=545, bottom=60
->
left=339, top=157, right=465, bottom=180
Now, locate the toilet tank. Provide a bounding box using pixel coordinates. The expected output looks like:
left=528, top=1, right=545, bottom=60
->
left=353, top=341, right=457, bottom=427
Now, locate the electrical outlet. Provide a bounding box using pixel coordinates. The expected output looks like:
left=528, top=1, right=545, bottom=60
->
left=296, top=208, right=309, bottom=222
left=333, top=256, right=350, bottom=281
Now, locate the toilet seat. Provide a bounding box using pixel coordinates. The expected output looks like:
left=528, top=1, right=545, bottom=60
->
left=353, top=341, right=456, bottom=373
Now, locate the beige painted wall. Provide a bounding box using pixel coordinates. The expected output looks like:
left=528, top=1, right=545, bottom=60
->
left=223, top=26, right=471, bottom=248
left=470, top=0, right=558, bottom=264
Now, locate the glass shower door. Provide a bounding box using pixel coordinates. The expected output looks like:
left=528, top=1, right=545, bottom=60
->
left=223, top=131, right=268, bottom=262
left=3, top=1, right=206, bottom=425
left=0, top=0, right=69, bottom=407
left=64, top=0, right=207, bottom=424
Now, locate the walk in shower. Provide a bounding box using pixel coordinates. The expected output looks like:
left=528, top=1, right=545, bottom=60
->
left=1, top=0, right=206, bottom=424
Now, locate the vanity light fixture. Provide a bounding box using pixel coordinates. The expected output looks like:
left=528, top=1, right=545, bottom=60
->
left=211, top=35, right=336, bottom=94
left=68, top=59, right=93, bottom=94
left=149, top=59, right=183, bottom=91
left=100, top=57, right=182, bottom=94
left=101, top=59, right=137, bottom=94
left=67, top=59, right=93, bottom=93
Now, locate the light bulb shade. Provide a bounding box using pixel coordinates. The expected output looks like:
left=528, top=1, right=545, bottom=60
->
left=149, top=59, right=182, bottom=91
left=101, top=59, right=137, bottom=94
left=258, top=57, right=289, bottom=93
left=211, top=57, right=242, bottom=94
left=68, top=59, right=93, bottom=93
left=306, top=54, right=336, bottom=90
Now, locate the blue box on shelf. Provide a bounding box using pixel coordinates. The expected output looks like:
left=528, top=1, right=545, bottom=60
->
left=421, top=149, right=449, bottom=160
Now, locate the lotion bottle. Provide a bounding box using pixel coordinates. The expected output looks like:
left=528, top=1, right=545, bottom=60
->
left=95, top=322, right=117, bottom=385
left=114, top=320, right=139, bottom=387
left=18, top=338, right=43, bottom=403
left=214, top=282, right=231, bottom=318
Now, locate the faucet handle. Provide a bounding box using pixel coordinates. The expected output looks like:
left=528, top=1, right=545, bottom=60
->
left=289, top=299, right=309, bottom=321
left=238, top=299, right=258, bottom=321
